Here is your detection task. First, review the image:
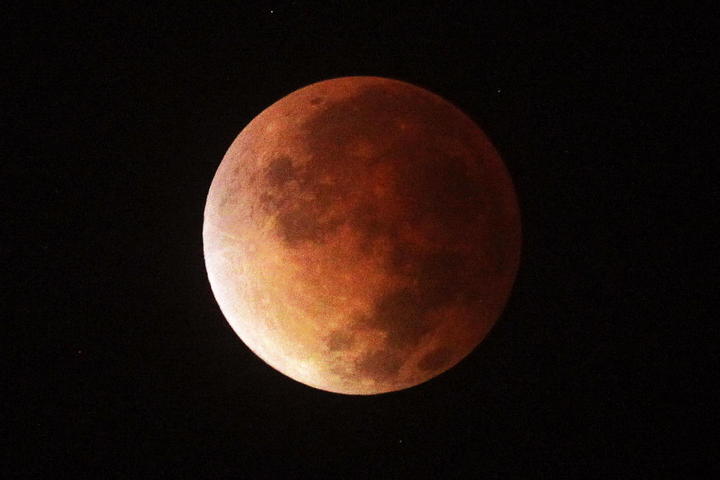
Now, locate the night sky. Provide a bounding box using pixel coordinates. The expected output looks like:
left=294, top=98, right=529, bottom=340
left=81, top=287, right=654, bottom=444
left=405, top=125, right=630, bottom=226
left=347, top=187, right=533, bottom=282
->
left=6, top=3, right=714, bottom=478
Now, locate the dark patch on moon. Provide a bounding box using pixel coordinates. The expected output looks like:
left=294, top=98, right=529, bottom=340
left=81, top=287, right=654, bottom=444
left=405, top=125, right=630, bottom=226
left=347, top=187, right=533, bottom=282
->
left=266, top=155, right=295, bottom=186
left=261, top=81, right=504, bottom=253
left=355, top=349, right=402, bottom=381
left=397, top=152, right=485, bottom=231
left=310, top=96, right=324, bottom=105
left=363, top=289, right=432, bottom=349
left=360, top=249, right=475, bottom=350
left=415, top=251, right=467, bottom=305
left=276, top=206, right=343, bottom=246
left=347, top=203, right=387, bottom=244
left=292, top=81, right=492, bottom=246
left=327, top=329, right=354, bottom=351
left=417, top=347, right=453, bottom=372
left=261, top=154, right=344, bottom=246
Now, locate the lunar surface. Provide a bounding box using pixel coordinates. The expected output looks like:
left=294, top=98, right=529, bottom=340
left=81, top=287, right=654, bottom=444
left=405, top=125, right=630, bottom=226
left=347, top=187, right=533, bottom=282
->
left=203, top=76, right=521, bottom=394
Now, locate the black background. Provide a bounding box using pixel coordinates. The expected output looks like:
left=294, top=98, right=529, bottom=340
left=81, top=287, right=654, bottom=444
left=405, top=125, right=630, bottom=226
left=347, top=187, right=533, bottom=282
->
left=6, top=2, right=715, bottom=478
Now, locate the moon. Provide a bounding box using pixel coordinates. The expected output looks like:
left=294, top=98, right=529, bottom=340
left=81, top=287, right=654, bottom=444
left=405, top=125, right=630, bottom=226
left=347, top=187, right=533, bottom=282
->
left=203, top=76, right=521, bottom=395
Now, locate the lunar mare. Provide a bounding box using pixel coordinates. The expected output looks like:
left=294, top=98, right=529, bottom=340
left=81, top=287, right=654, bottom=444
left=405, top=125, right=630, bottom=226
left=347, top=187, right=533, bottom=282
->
left=203, top=76, right=521, bottom=394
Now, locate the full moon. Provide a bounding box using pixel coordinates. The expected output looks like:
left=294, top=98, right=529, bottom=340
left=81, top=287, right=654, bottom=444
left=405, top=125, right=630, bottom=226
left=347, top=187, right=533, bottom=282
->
left=203, top=76, right=521, bottom=395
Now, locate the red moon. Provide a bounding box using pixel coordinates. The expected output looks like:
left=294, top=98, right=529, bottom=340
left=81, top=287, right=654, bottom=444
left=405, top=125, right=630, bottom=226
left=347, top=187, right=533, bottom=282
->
left=203, top=76, right=521, bottom=395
